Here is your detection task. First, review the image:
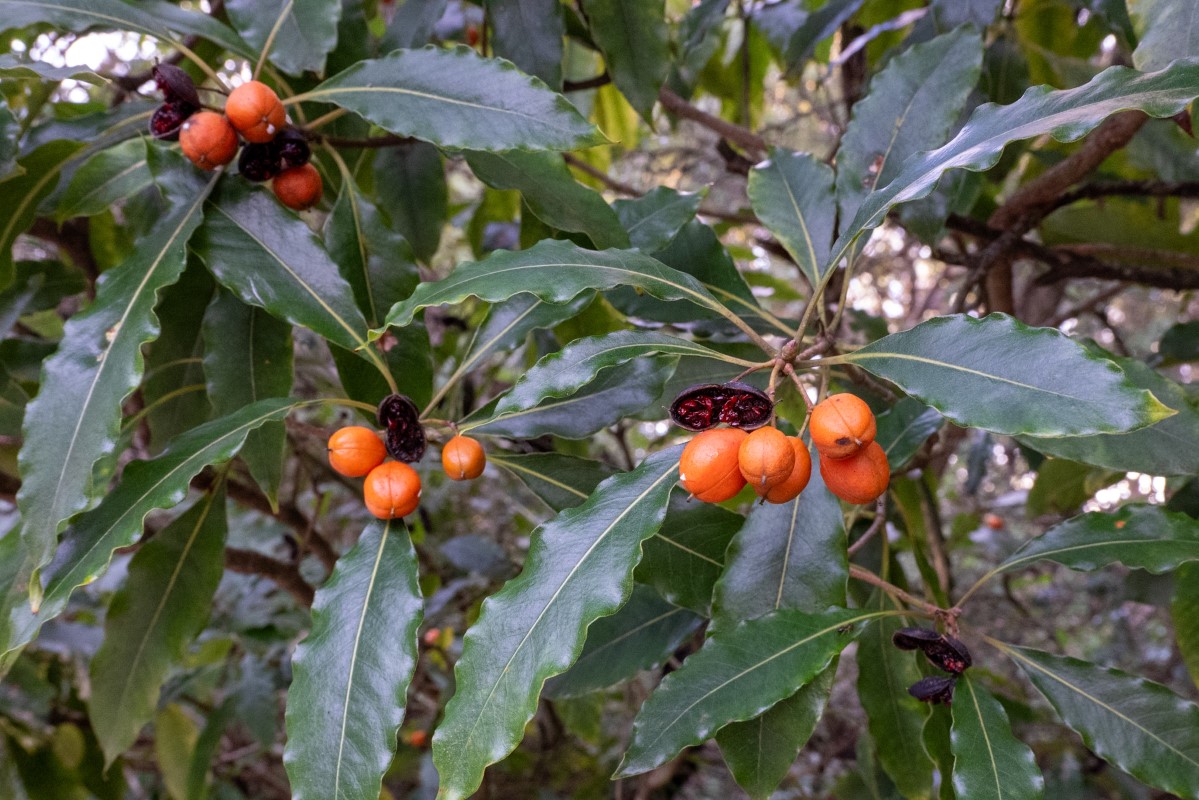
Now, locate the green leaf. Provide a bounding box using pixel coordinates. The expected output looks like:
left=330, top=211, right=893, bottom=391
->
left=545, top=585, right=702, bottom=698
left=88, top=486, right=228, bottom=765
left=138, top=0, right=253, bottom=58
left=922, top=704, right=955, bottom=800
left=55, top=138, right=151, bottom=221
left=857, top=616, right=935, bottom=799
left=581, top=0, right=670, bottom=120
left=836, top=27, right=983, bottom=230
left=461, top=356, right=673, bottom=439
left=828, top=59, right=1199, bottom=275
left=16, top=168, right=215, bottom=603
left=635, top=493, right=741, bottom=614
left=202, top=290, right=293, bottom=508
left=1173, top=564, right=1199, bottom=689
left=613, top=186, right=705, bottom=252
left=284, top=520, right=423, bottom=800
left=373, top=143, right=446, bottom=264
left=932, top=0, right=1002, bottom=30
left=0, top=140, right=84, bottom=288
left=466, top=150, right=629, bottom=249
left=380, top=0, right=447, bottom=50
left=617, top=607, right=891, bottom=777
left=783, top=0, right=865, bottom=69
left=0, top=398, right=302, bottom=669
left=993, top=504, right=1199, bottom=576
left=1128, top=0, right=1199, bottom=71
left=298, top=46, right=603, bottom=152
left=488, top=451, right=615, bottom=512
left=748, top=148, right=836, bottom=287
left=431, top=447, right=681, bottom=800
left=876, top=398, right=944, bottom=471
left=490, top=0, right=565, bottom=87
left=0, top=55, right=105, bottom=85
left=828, top=314, right=1174, bottom=437
left=0, top=102, right=17, bottom=183
left=1024, top=458, right=1117, bottom=517
left=225, top=0, right=340, bottom=77
left=997, top=643, right=1199, bottom=798
left=380, top=239, right=727, bottom=333
left=950, top=674, right=1044, bottom=800
left=1019, top=352, right=1199, bottom=476
left=0, top=0, right=176, bottom=39
left=155, top=705, right=198, bottom=800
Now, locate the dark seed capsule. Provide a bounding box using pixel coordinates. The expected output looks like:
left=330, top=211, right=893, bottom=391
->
left=275, top=127, right=311, bottom=168
left=892, top=627, right=943, bottom=651
left=922, top=636, right=972, bottom=675
left=149, top=101, right=196, bottom=141
left=669, top=384, right=727, bottom=431
left=717, top=381, right=772, bottom=430
left=908, top=675, right=957, bottom=705
left=378, top=393, right=426, bottom=463
left=152, top=63, right=201, bottom=108
left=238, top=142, right=281, bottom=182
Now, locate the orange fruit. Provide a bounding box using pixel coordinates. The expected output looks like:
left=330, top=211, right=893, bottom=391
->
left=178, top=111, right=238, bottom=170
left=738, top=426, right=795, bottom=492
left=441, top=435, right=486, bottom=480
left=819, top=441, right=890, bottom=504
left=326, top=426, right=386, bottom=477
left=679, top=428, right=748, bottom=503
left=759, top=438, right=812, bottom=503
left=273, top=163, right=323, bottom=211
left=810, top=393, right=877, bottom=460
left=363, top=461, right=421, bottom=519
left=224, top=80, right=286, bottom=143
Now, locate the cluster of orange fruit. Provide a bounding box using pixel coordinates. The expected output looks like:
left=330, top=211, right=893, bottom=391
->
left=326, top=426, right=486, bottom=519
left=679, top=393, right=889, bottom=506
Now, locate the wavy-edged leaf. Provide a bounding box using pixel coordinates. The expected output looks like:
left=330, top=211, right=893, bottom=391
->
left=0, top=397, right=303, bottom=670
left=490, top=0, right=564, bottom=87
left=613, top=186, right=705, bottom=252
left=0, top=0, right=175, bottom=39
left=379, top=0, right=446, bottom=51
left=488, top=451, right=615, bottom=512
left=545, top=585, right=701, bottom=699
left=226, top=0, right=340, bottom=77
left=297, top=46, right=603, bottom=152
left=89, top=485, right=227, bottom=765
left=202, top=290, right=293, bottom=508
left=636, top=493, right=741, bottom=614
left=783, top=0, right=865, bottom=70
left=876, top=397, right=944, bottom=471
left=582, top=0, right=670, bottom=120
left=284, top=519, right=423, bottom=800
left=1129, top=0, right=1199, bottom=71
left=16, top=167, right=215, bottom=603
left=1174, top=564, right=1199, bottom=689
left=431, top=446, right=681, bottom=800
left=828, top=314, right=1173, bottom=437
left=466, top=150, right=628, bottom=249
left=617, top=608, right=892, bottom=777
left=748, top=149, right=835, bottom=288
left=380, top=239, right=727, bottom=333
left=827, top=58, right=1199, bottom=274
left=55, top=138, right=151, bottom=221
left=951, top=674, right=1044, bottom=800
left=373, top=143, right=446, bottom=264
left=0, top=140, right=84, bottom=287
left=997, top=642, right=1199, bottom=798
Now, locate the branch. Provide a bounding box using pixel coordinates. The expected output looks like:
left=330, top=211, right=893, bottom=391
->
left=224, top=547, right=314, bottom=607
left=225, top=479, right=339, bottom=572
left=561, top=153, right=640, bottom=196
left=562, top=72, right=611, bottom=92
left=1052, top=178, right=1199, bottom=210
left=657, top=87, right=768, bottom=158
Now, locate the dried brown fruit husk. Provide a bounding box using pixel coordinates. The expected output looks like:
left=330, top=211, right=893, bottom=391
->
left=908, top=675, right=957, bottom=705
left=377, top=394, right=426, bottom=463
left=669, top=381, right=773, bottom=431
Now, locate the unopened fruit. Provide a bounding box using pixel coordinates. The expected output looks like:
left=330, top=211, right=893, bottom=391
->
left=679, top=428, right=748, bottom=503
left=759, top=438, right=812, bottom=503
left=810, top=393, right=877, bottom=460
left=819, top=441, right=889, bottom=504
left=363, top=461, right=422, bottom=519
left=738, top=426, right=794, bottom=492
left=224, top=80, right=286, bottom=143
left=274, top=127, right=311, bottom=168
left=441, top=435, right=486, bottom=480
left=327, top=426, right=386, bottom=477
left=152, top=63, right=201, bottom=108
left=179, top=111, right=238, bottom=170
left=273, top=163, right=323, bottom=211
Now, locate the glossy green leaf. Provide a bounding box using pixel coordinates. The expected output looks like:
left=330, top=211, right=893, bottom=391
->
left=380, top=0, right=446, bottom=50
left=55, top=138, right=151, bottom=221
left=1128, top=0, right=1199, bottom=70
left=581, top=0, right=670, bottom=120
left=490, top=0, right=564, bottom=87
left=836, top=27, right=983, bottom=232
left=998, top=643, right=1199, bottom=798
left=617, top=608, right=891, bottom=777
left=829, top=60, right=1199, bottom=275
left=138, top=0, right=252, bottom=57
left=922, top=704, right=955, bottom=800
left=488, top=451, right=615, bottom=512
left=1173, top=564, right=1199, bottom=689
left=932, top=0, right=1002, bottom=29
left=0, top=0, right=176, bottom=39
left=993, top=504, right=1199, bottom=576
left=0, top=102, right=17, bottom=183
left=373, top=143, right=446, bottom=264
left=285, top=520, right=423, bottom=800
left=951, top=674, right=1044, bottom=800
left=202, top=290, right=293, bottom=508
left=89, top=486, right=228, bottom=765
left=783, top=0, right=865, bottom=69
left=299, top=46, right=603, bottom=151
left=0, top=56, right=105, bottom=85
left=156, top=704, right=198, bottom=800
left=748, top=148, right=835, bottom=287
left=876, top=397, right=944, bottom=471
left=380, top=239, right=728, bottom=333
left=0, top=397, right=302, bottom=670
left=16, top=167, right=215, bottom=603
left=461, top=356, right=673, bottom=439
left=635, top=493, right=741, bottom=614
left=466, top=150, right=628, bottom=249
left=0, top=141, right=83, bottom=288
left=612, top=186, right=705, bottom=252
left=829, top=314, right=1173, bottom=437
left=545, top=585, right=702, bottom=698
left=225, top=0, right=340, bottom=77
left=431, top=446, right=681, bottom=800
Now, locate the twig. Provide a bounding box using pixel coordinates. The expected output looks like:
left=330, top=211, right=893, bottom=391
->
left=847, top=497, right=886, bottom=556
left=224, top=547, right=314, bottom=607
left=562, top=72, right=611, bottom=92
left=562, top=153, right=640, bottom=195
left=658, top=87, right=768, bottom=157
left=848, top=564, right=946, bottom=618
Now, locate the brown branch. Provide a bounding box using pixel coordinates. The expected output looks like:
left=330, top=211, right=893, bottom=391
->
left=848, top=564, right=946, bottom=618
left=657, top=87, right=768, bottom=157
left=225, top=478, right=338, bottom=573
left=561, top=153, right=640, bottom=195
left=224, top=547, right=314, bottom=607
left=562, top=72, right=611, bottom=92
left=1051, top=179, right=1199, bottom=210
